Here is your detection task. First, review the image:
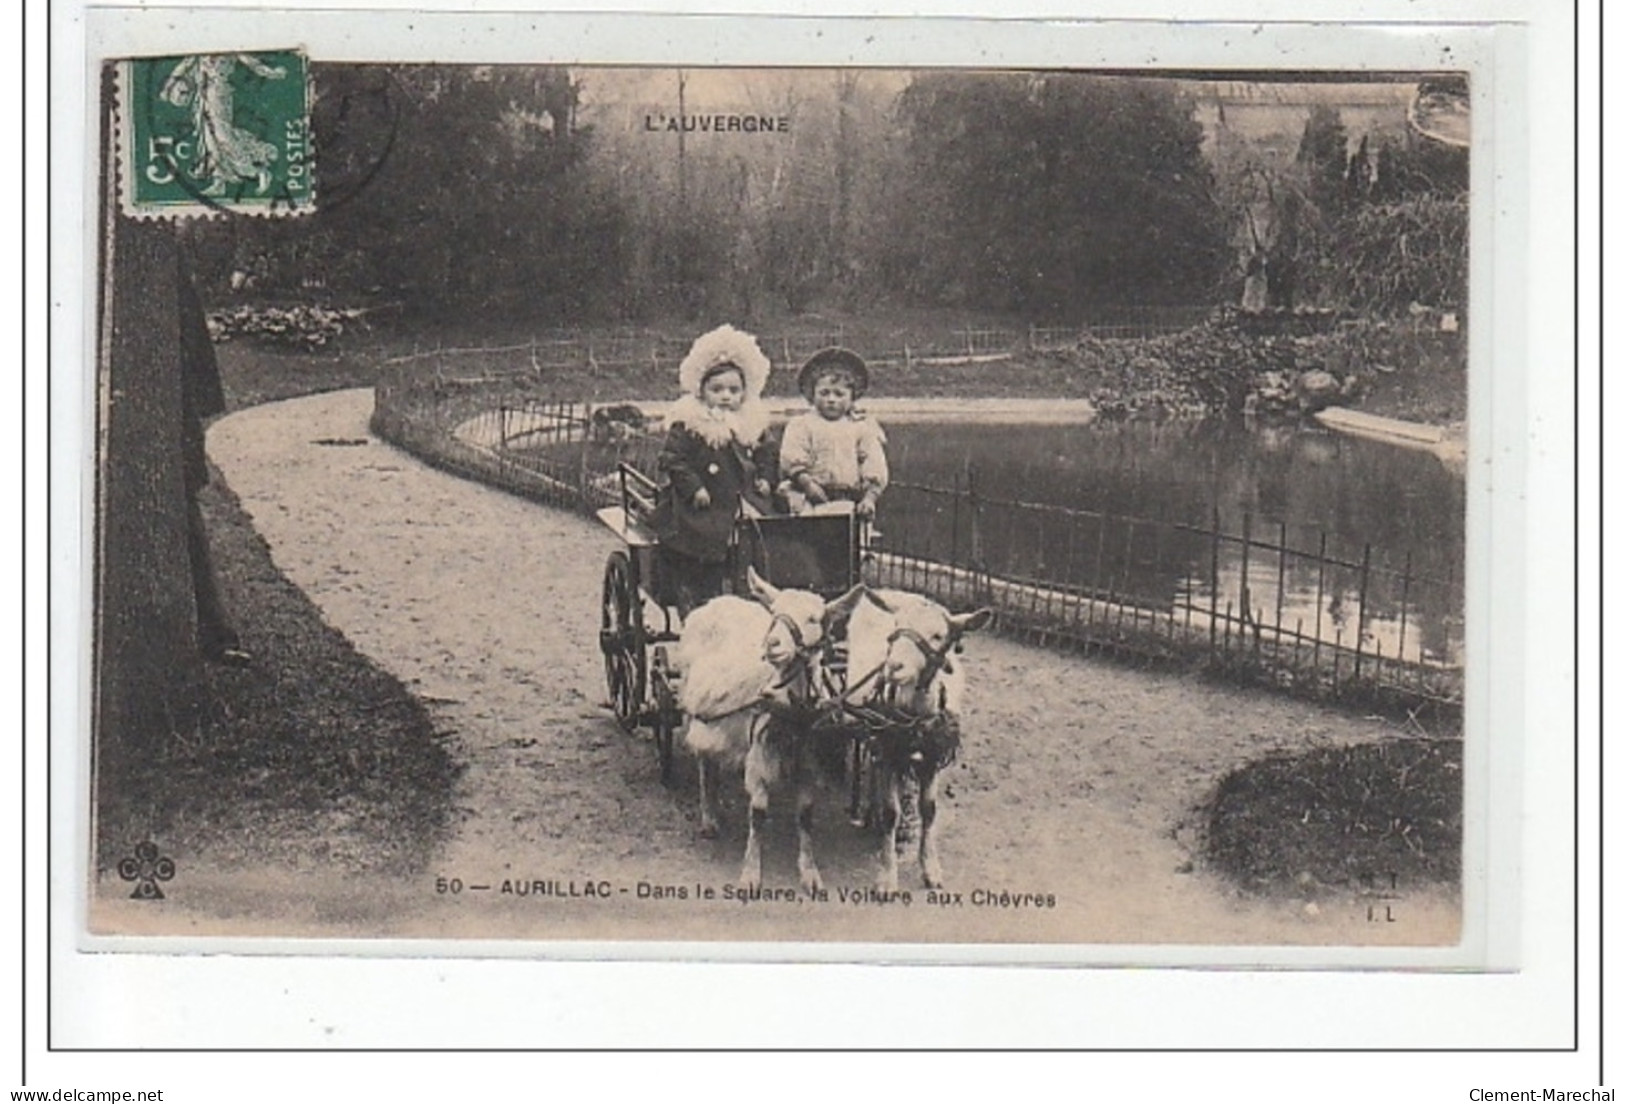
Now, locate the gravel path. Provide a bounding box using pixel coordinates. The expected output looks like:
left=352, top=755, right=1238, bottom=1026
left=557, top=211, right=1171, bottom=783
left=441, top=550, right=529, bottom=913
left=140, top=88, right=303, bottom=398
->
left=172, top=388, right=1458, bottom=950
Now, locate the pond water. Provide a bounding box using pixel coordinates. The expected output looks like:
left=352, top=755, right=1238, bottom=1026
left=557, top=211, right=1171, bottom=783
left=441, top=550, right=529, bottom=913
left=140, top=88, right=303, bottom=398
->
left=877, top=419, right=1466, bottom=669
left=499, top=400, right=1466, bottom=673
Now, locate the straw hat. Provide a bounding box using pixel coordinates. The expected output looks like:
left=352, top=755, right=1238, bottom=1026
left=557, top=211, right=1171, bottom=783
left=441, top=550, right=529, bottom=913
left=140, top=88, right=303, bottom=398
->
left=678, top=325, right=771, bottom=400
left=796, top=347, right=870, bottom=401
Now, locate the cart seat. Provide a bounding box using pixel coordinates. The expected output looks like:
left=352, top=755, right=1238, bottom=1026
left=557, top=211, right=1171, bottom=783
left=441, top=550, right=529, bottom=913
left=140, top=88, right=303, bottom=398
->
left=596, top=506, right=658, bottom=548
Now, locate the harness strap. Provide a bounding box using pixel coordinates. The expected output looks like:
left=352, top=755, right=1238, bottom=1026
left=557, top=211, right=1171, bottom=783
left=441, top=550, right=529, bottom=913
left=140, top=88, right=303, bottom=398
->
left=766, top=611, right=807, bottom=654
left=883, top=625, right=965, bottom=715
left=691, top=679, right=810, bottom=726
left=690, top=697, right=772, bottom=725
left=887, top=626, right=956, bottom=682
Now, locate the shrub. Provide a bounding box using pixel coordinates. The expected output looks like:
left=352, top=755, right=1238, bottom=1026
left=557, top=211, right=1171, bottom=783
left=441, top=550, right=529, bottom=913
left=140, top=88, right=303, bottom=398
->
left=1310, top=195, right=1469, bottom=315
left=1071, top=310, right=1333, bottom=420
left=207, top=304, right=366, bottom=351
left=1056, top=309, right=1463, bottom=423
left=1203, top=737, right=1462, bottom=894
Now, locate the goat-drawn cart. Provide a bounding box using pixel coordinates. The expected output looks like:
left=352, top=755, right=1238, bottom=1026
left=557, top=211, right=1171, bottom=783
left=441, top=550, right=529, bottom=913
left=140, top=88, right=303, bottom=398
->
left=594, top=462, right=870, bottom=785
left=595, top=462, right=988, bottom=889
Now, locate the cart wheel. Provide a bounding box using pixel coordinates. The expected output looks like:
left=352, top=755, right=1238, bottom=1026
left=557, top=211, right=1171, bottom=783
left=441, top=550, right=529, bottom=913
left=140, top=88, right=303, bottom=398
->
left=599, top=551, right=647, bottom=731
left=650, top=646, right=681, bottom=786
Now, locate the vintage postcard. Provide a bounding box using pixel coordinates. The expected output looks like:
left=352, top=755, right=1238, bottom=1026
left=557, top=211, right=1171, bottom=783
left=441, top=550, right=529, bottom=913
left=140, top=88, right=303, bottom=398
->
left=66, top=8, right=1530, bottom=984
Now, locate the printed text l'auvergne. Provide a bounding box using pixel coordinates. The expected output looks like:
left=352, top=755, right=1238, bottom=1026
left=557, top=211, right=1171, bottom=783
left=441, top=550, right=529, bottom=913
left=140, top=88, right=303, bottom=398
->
left=644, top=113, right=791, bottom=134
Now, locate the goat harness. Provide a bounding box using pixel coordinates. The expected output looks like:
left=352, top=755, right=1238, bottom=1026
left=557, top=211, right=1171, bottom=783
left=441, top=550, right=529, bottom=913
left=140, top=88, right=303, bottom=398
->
left=805, top=622, right=972, bottom=774
left=687, top=599, right=968, bottom=777
left=687, top=609, right=823, bottom=725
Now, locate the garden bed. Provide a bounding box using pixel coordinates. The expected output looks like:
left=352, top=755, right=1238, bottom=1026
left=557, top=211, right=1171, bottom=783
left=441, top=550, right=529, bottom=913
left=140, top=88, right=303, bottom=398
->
left=1201, top=736, right=1462, bottom=895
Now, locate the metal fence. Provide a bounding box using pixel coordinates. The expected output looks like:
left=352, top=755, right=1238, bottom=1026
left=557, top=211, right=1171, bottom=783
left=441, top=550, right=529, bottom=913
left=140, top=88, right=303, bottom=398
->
left=382, top=329, right=853, bottom=379
left=371, top=379, right=1462, bottom=717
left=874, top=478, right=1462, bottom=712
left=377, top=308, right=1215, bottom=382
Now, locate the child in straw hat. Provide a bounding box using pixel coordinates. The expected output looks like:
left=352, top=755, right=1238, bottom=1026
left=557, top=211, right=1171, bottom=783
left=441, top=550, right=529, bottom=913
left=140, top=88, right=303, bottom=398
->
left=778, top=347, right=889, bottom=519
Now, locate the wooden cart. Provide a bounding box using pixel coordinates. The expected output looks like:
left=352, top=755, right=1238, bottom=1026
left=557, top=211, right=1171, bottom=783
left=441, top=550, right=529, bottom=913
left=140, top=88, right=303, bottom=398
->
left=595, top=463, right=868, bottom=785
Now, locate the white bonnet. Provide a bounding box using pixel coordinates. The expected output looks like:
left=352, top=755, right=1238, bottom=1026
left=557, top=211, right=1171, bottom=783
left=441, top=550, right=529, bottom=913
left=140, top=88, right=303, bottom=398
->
left=677, top=324, right=771, bottom=400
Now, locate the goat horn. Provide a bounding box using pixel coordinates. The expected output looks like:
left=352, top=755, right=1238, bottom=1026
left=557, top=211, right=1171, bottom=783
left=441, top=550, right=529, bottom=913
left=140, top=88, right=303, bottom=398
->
left=863, top=589, right=896, bottom=615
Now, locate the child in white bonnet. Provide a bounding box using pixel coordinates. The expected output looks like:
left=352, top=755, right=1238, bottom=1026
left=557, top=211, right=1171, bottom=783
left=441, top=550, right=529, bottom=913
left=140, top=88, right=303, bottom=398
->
left=649, top=324, right=778, bottom=613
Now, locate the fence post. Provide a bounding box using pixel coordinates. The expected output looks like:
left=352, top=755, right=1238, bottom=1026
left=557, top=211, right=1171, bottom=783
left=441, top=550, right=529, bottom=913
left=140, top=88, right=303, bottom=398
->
left=1208, top=503, right=1221, bottom=657
left=967, top=463, right=983, bottom=570
left=1353, top=543, right=1372, bottom=680
left=1181, top=563, right=1193, bottom=644
left=1063, top=512, right=1080, bottom=635
left=1239, top=510, right=1253, bottom=644
left=1157, top=522, right=1176, bottom=643
left=1314, top=531, right=1327, bottom=676
left=1093, top=513, right=1107, bottom=598
left=1036, top=510, right=1050, bottom=617
left=1121, top=518, right=1135, bottom=605
left=492, top=404, right=506, bottom=481
left=1275, top=521, right=1288, bottom=641
left=578, top=401, right=593, bottom=503
left=1398, top=550, right=1413, bottom=666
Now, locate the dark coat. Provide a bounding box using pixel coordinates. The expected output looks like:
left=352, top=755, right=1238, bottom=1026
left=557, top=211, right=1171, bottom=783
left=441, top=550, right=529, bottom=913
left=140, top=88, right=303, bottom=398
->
left=651, top=413, right=778, bottom=564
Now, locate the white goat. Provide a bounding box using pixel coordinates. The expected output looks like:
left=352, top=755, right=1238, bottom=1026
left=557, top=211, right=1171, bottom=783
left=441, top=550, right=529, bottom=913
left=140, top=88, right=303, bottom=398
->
left=840, top=589, right=993, bottom=891
left=675, top=569, right=865, bottom=892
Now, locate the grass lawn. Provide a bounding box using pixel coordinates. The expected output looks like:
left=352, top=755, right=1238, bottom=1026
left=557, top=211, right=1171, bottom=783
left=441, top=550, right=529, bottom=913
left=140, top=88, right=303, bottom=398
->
left=95, top=472, right=461, bottom=877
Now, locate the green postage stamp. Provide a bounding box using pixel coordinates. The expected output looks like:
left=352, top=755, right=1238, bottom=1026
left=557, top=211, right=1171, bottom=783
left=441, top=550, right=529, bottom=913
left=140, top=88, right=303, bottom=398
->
left=120, top=50, right=312, bottom=217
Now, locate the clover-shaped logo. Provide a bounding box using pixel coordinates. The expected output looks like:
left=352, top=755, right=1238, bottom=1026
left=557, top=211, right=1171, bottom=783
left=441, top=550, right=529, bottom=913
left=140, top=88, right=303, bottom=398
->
left=117, top=841, right=176, bottom=900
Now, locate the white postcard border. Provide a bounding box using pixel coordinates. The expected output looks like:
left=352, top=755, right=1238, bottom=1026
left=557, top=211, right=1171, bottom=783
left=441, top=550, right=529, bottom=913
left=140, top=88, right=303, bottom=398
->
left=43, top=0, right=1579, bottom=1053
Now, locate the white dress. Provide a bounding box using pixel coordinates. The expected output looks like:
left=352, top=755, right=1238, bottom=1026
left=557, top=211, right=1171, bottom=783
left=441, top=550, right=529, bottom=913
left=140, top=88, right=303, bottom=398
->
left=778, top=411, right=889, bottom=512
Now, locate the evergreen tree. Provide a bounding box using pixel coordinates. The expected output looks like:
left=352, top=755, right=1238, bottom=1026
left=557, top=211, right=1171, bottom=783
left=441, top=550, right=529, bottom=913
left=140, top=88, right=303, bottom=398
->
left=192, top=64, right=622, bottom=320
left=886, top=73, right=1228, bottom=314
left=1293, top=98, right=1468, bottom=314
left=1296, top=104, right=1352, bottom=215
